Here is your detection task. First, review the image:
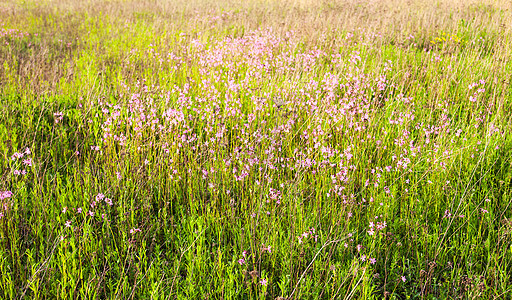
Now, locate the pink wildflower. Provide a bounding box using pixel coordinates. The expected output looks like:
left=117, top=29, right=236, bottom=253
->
left=23, top=158, right=32, bottom=166
left=259, top=278, right=267, bottom=286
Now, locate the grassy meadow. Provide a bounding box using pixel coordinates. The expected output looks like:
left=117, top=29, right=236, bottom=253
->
left=1, top=0, right=512, bottom=298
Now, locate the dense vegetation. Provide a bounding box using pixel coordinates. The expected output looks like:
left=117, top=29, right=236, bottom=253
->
left=1, top=0, right=512, bottom=298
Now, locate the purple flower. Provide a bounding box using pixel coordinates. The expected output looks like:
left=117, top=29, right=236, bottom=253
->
left=0, top=191, right=13, bottom=200
left=259, top=278, right=267, bottom=286
left=23, top=159, right=32, bottom=167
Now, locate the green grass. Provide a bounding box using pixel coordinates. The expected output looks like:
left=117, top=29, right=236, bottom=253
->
left=1, top=0, right=512, bottom=299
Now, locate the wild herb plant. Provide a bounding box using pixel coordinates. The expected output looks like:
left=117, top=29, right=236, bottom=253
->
left=1, top=0, right=512, bottom=298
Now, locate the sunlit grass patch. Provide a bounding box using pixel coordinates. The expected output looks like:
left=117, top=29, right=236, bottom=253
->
left=0, top=0, right=512, bottom=299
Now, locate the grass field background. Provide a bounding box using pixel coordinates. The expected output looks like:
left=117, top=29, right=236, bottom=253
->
left=1, top=0, right=512, bottom=298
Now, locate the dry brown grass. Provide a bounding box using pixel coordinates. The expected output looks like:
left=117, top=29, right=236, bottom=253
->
left=3, top=0, right=512, bottom=36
